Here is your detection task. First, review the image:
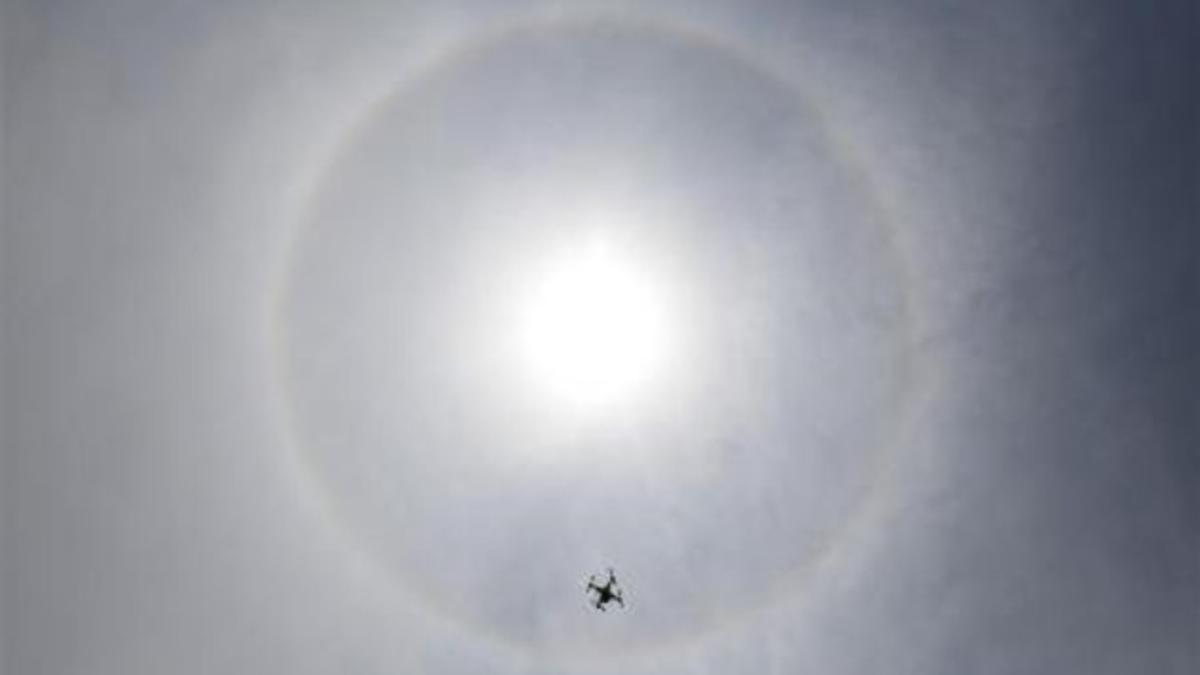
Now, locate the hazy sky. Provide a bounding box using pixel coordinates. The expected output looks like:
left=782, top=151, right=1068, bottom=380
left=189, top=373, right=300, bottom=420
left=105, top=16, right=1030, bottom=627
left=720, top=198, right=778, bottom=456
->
left=3, top=2, right=1196, bottom=674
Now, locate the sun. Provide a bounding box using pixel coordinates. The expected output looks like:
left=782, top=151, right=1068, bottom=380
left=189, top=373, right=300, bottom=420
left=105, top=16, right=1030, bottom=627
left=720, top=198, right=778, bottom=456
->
left=515, top=236, right=670, bottom=410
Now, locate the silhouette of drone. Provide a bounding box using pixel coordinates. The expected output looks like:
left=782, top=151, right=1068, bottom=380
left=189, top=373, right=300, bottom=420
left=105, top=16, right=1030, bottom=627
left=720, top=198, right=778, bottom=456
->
left=585, top=568, right=625, bottom=611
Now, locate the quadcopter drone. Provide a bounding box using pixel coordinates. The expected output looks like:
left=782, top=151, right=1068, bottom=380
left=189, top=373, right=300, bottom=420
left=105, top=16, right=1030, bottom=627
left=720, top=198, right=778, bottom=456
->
left=585, top=568, right=625, bottom=611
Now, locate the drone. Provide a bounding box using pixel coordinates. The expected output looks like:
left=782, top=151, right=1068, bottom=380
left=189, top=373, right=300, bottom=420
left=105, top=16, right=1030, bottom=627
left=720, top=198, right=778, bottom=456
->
left=585, top=568, right=625, bottom=611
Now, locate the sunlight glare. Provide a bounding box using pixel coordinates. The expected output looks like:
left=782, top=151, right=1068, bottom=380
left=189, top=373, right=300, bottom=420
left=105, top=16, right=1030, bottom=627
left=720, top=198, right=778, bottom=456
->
left=516, top=237, right=669, bottom=410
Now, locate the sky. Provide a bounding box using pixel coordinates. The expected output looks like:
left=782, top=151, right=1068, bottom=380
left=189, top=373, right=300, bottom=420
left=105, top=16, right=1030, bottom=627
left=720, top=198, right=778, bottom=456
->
left=2, top=1, right=1196, bottom=674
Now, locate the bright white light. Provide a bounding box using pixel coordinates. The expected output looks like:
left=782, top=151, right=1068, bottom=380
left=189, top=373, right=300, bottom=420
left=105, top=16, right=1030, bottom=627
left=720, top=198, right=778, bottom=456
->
left=516, top=238, right=669, bottom=409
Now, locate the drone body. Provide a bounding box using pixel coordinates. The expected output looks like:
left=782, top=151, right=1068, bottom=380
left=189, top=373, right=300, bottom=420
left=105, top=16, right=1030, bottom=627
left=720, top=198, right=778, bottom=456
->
left=586, top=568, right=625, bottom=612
